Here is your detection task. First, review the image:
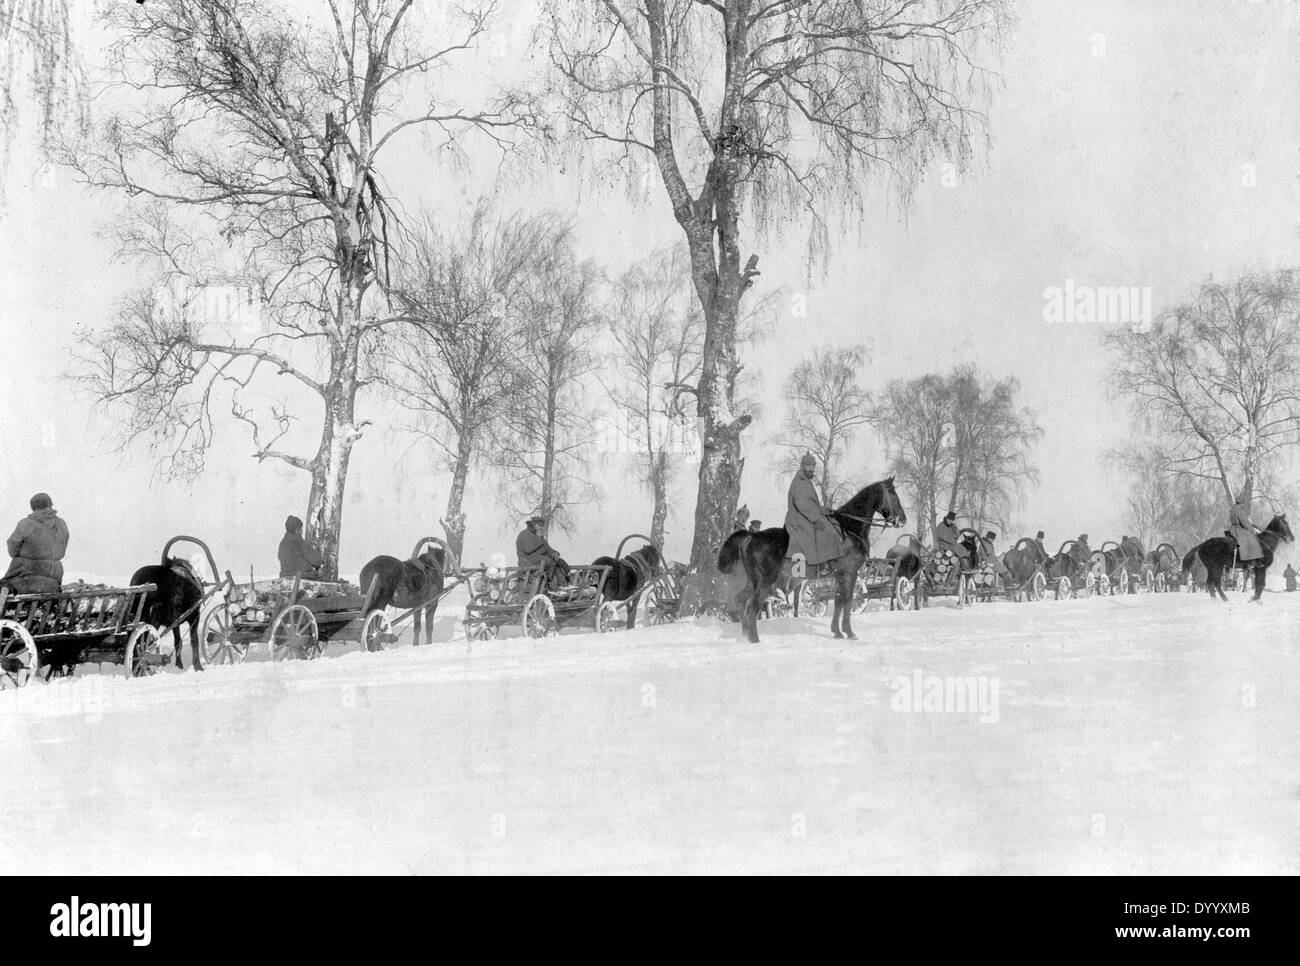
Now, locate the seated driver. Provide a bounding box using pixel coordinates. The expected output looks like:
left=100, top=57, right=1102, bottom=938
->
left=516, top=515, right=564, bottom=585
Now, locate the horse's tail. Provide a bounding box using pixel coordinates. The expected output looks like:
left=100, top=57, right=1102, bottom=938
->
left=360, top=568, right=383, bottom=616
left=1181, top=546, right=1198, bottom=577
left=717, top=531, right=749, bottom=574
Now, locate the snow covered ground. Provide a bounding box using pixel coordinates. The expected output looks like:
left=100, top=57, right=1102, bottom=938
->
left=2, top=586, right=1297, bottom=875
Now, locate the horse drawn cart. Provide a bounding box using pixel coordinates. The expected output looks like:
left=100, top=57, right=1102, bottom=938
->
left=463, top=561, right=616, bottom=640
left=1147, top=543, right=1181, bottom=592
left=197, top=535, right=463, bottom=663
left=0, top=581, right=165, bottom=686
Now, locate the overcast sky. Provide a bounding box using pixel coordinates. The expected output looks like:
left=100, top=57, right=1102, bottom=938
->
left=2, top=0, right=1298, bottom=579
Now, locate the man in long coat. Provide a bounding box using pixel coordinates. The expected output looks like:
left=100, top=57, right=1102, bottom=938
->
left=4, top=492, right=69, bottom=594
left=1229, top=485, right=1264, bottom=565
left=784, top=454, right=842, bottom=576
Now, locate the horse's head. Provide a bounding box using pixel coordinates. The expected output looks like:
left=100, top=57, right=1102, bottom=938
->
left=837, top=476, right=907, bottom=528
left=634, top=544, right=663, bottom=574
left=417, top=548, right=448, bottom=576
left=1268, top=513, right=1295, bottom=543
left=167, top=557, right=203, bottom=590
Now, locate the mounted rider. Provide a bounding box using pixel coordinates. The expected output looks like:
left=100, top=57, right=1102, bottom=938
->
left=784, top=453, right=843, bottom=578
left=933, top=511, right=970, bottom=562
left=1228, top=484, right=1265, bottom=569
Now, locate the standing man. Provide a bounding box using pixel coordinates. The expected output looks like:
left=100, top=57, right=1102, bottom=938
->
left=784, top=453, right=842, bottom=578
left=278, top=515, right=323, bottom=578
left=1284, top=563, right=1297, bottom=592
left=4, top=492, right=69, bottom=594
left=1229, top=485, right=1265, bottom=571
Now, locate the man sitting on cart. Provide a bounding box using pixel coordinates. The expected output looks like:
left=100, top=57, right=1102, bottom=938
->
left=932, top=511, right=970, bottom=564
left=517, top=515, right=567, bottom=589
left=278, top=515, right=323, bottom=579
left=1069, top=533, right=1094, bottom=573
left=1119, top=534, right=1144, bottom=561
left=3, top=492, right=69, bottom=594
left=979, top=530, right=1012, bottom=579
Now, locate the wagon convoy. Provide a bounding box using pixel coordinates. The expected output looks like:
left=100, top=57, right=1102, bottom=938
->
left=0, top=505, right=1268, bottom=693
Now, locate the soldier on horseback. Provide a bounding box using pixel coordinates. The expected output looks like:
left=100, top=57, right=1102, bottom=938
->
left=1229, top=484, right=1265, bottom=572
left=784, top=453, right=843, bottom=578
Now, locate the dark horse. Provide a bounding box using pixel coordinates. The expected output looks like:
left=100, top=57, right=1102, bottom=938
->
left=359, top=544, right=448, bottom=646
left=591, top=543, right=662, bottom=629
left=717, top=477, right=906, bottom=643
left=1181, top=514, right=1294, bottom=602
left=130, top=556, right=205, bottom=671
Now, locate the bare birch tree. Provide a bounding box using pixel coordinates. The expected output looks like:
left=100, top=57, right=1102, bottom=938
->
left=1106, top=269, right=1300, bottom=506
left=536, top=0, right=1006, bottom=607
left=69, top=0, right=518, bottom=577
left=492, top=232, right=606, bottom=534
left=771, top=344, right=872, bottom=502
left=604, top=245, right=704, bottom=550
left=380, top=204, right=560, bottom=561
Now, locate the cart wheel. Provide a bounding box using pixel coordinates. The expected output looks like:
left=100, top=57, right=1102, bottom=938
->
left=799, top=580, right=828, bottom=617
left=200, top=603, right=248, bottom=666
left=269, top=604, right=321, bottom=660
left=1118, top=570, right=1129, bottom=595
left=1056, top=576, right=1071, bottom=600
left=361, top=610, right=392, bottom=653
left=1029, top=571, right=1046, bottom=602
left=595, top=600, right=622, bottom=633
left=124, top=625, right=163, bottom=678
left=894, top=575, right=916, bottom=611
left=522, top=594, right=557, bottom=638
left=1080, top=572, right=1094, bottom=597
left=0, top=619, right=38, bottom=689
left=464, top=594, right=500, bottom=641
left=644, top=578, right=678, bottom=625
left=1155, top=572, right=1166, bottom=593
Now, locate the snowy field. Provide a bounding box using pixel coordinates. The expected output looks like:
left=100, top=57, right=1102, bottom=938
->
left=2, top=586, right=1297, bottom=875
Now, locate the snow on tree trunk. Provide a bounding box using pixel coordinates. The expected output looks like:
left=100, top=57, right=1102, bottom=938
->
left=443, top=431, right=473, bottom=564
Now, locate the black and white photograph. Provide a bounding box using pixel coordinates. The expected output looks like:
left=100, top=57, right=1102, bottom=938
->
left=0, top=0, right=1295, bottom=895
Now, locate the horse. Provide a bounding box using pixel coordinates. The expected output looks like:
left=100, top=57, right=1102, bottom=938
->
left=1000, top=537, right=1047, bottom=597
left=1181, top=514, right=1294, bottom=602
left=717, top=477, right=907, bottom=643
left=359, top=546, right=447, bottom=646
left=130, top=556, right=205, bottom=671
left=590, top=543, right=662, bottom=629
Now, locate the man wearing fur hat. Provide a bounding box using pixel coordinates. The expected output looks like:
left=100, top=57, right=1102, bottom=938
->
left=4, top=492, right=69, bottom=593
left=1229, top=483, right=1264, bottom=568
left=784, top=453, right=842, bottom=576
left=278, top=515, right=323, bottom=578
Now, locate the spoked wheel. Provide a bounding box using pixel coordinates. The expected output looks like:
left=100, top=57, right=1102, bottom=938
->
left=1118, top=570, right=1130, bottom=595
left=360, top=610, right=393, bottom=652
left=0, top=619, right=38, bottom=690
left=1029, top=571, right=1047, bottom=602
left=643, top=577, right=679, bottom=626
left=200, top=603, right=248, bottom=666
left=799, top=580, right=828, bottom=618
left=893, top=575, right=917, bottom=611
left=594, top=600, right=622, bottom=633
left=1055, top=576, right=1071, bottom=600
left=522, top=594, right=557, bottom=638
left=1155, top=572, right=1166, bottom=593
left=465, top=594, right=499, bottom=641
left=269, top=604, right=321, bottom=661
left=764, top=591, right=792, bottom=619
left=124, top=625, right=163, bottom=678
